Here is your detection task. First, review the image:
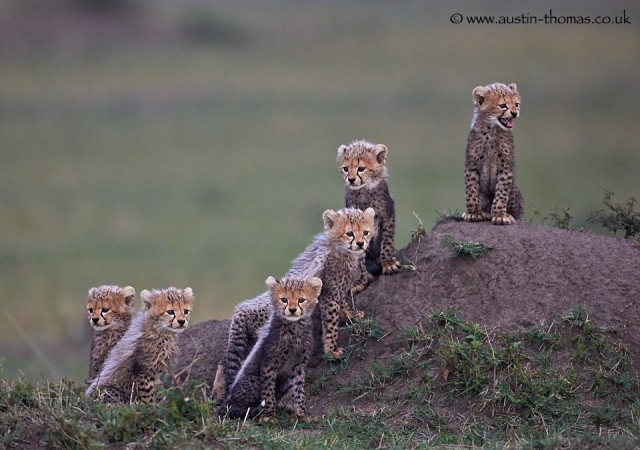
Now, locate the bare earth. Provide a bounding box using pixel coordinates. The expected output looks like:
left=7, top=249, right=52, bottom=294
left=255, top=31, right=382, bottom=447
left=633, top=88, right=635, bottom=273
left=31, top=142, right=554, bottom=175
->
left=176, top=220, right=640, bottom=417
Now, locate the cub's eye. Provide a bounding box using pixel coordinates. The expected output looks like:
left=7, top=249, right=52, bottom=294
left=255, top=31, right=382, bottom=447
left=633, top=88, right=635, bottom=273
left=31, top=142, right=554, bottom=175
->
left=357, top=166, right=365, bottom=172
left=342, top=166, right=348, bottom=173
left=87, top=308, right=93, bottom=313
left=167, top=310, right=175, bottom=316
left=280, top=297, right=288, bottom=304
left=499, top=103, right=508, bottom=109
left=298, top=298, right=306, bottom=304
left=346, top=231, right=354, bottom=237
left=515, top=102, right=520, bottom=107
left=101, top=307, right=110, bottom=313
left=184, top=309, right=190, bottom=315
left=363, top=230, right=370, bottom=236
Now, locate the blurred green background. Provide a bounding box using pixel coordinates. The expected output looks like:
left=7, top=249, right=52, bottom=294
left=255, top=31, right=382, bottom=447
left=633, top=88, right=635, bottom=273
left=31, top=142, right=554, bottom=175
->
left=1, top=0, right=638, bottom=383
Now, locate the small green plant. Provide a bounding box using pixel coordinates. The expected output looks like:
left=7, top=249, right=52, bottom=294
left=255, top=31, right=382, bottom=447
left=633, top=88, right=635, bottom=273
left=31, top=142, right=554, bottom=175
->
left=533, top=206, right=585, bottom=231
left=439, top=233, right=494, bottom=258
left=401, top=323, right=431, bottom=345
left=325, top=317, right=383, bottom=371
left=429, top=307, right=463, bottom=332
left=589, top=190, right=640, bottom=238
left=545, top=206, right=575, bottom=230
left=403, top=212, right=432, bottom=270
left=342, top=317, right=383, bottom=341
left=410, top=211, right=426, bottom=241
left=563, top=304, right=590, bottom=327
left=435, top=209, right=465, bottom=225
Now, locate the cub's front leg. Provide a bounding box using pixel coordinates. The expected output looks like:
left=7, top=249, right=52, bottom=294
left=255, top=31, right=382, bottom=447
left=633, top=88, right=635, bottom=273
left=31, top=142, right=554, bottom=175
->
left=350, top=257, right=374, bottom=296
left=259, top=360, right=278, bottom=422
left=463, top=168, right=489, bottom=222
left=379, top=214, right=401, bottom=274
left=321, top=297, right=344, bottom=359
left=289, top=363, right=309, bottom=420
left=490, top=170, right=516, bottom=225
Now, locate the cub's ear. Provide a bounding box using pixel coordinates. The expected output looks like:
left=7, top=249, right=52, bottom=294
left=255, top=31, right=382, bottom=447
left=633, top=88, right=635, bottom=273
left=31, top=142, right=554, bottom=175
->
left=140, top=289, right=153, bottom=309
left=508, top=83, right=518, bottom=91
left=307, top=277, right=323, bottom=297
left=472, top=86, right=489, bottom=106
left=374, top=144, right=388, bottom=164
left=363, top=207, right=376, bottom=222
left=337, top=144, right=349, bottom=159
left=88, top=287, right=97, bottom=298
left=322, top=209, right=340, bottom=231
left=265, top=276, right=279, bottom=290
left=182, top=287, right=194, bottom=302
left=122, top=286, right=136, bottom=306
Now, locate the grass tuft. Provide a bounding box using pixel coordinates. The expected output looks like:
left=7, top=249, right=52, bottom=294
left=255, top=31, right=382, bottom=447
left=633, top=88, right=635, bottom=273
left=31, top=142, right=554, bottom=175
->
left=435, top=209, right=465, bottom=225
left=439, top=233, right=495, bottom=258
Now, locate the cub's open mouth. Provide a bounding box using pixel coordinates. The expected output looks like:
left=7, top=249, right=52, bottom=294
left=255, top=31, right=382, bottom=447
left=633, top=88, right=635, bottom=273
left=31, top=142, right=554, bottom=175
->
left=498, top=117, right=515, bottom=129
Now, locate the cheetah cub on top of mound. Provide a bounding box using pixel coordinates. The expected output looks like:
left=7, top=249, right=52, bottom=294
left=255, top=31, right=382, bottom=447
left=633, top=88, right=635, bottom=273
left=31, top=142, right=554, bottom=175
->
left=338, top=139, right=401, bottom=280
left=462, top=82, right=524, bottom=225
left=85, top=285, right=136, bottom=385
left=214, top=207, right=371, bottom=401
left=220, top=276, right=322, bottom=422
left=86, top=287, right=193, bottom=402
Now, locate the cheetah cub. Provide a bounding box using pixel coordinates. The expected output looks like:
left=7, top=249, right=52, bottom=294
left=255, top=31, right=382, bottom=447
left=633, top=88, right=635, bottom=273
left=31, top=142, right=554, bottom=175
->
left=317, top=207, right=375, bottom=359
left=462, top=82, right=524, bottom=225
left=85, top=285, right=136, bottom=385
left=220, top=276, right=322, bottom=422
left=214, top=208, right=368, bottom=401
left=338, top=139, right=401, bottom=280
left=86, top=287, right=193, bottom=403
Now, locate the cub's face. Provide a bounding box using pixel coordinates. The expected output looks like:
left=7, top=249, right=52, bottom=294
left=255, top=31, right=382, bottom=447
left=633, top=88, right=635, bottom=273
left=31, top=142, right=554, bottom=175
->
left=266, top=276, right=322, bottom=322
left=323, top=207, right=376, bottom=253
left=141, top=287, right=194, bottom=333
left=86, top=285, right=135, bottom=331
left=472, top=82, right=520, bottom=130
left=337, top=140, right=388, bottom=190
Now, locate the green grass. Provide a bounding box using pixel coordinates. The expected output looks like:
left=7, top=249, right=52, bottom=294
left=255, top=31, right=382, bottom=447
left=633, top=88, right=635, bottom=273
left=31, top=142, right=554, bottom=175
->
left=439, top=232, right=495, bottom=258
left=1, top=0, right=639, bottom=384
left=317, top=306, right=640, bottom=448
left=3, top=306, right=638, bottom=449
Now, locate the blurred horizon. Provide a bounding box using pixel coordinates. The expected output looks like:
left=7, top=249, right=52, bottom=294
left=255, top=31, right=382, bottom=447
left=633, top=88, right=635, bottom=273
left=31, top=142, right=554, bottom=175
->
left=1, top=0, right=638, bottom=383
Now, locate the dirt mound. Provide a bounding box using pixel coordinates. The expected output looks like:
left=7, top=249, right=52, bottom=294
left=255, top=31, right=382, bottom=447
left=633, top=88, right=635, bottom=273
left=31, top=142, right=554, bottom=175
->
left=175, top=221, right=640, bottom=419
left=362, top=220, right=640, bottom=362
left=175, top=319, right=229, bottom=388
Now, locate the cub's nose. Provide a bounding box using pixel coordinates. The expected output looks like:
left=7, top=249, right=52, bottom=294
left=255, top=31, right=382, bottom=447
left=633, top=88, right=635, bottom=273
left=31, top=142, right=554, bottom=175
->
left=92, top=317, right=100, bottom=324
left=348, top=177, right=356, bottom=184
left=511, top=111, right=518, bottom=118
left=356, top=241, right=364, bottom=248
left=288, top=308, right=298, bottom=315
left=177, top=319, right=186, bottom=326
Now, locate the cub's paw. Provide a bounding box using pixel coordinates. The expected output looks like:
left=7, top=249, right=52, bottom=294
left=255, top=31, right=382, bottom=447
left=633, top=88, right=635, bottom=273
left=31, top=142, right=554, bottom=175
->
left=350, top=283, right=367, bottom=296
left=382, top=259, right=401, bottom=275
left=342, top=307, right=364, bottom=322
left=462, top=212, right=490, bottom=222
left=292, top=406, right=308, bottom=419
left=324, top=347, right=344, bottom=360
left=299, top=414, right=318, bottom=423
left=353, top=310, right=365, bottom=321
left=491, top=213, right=515, bottom=226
